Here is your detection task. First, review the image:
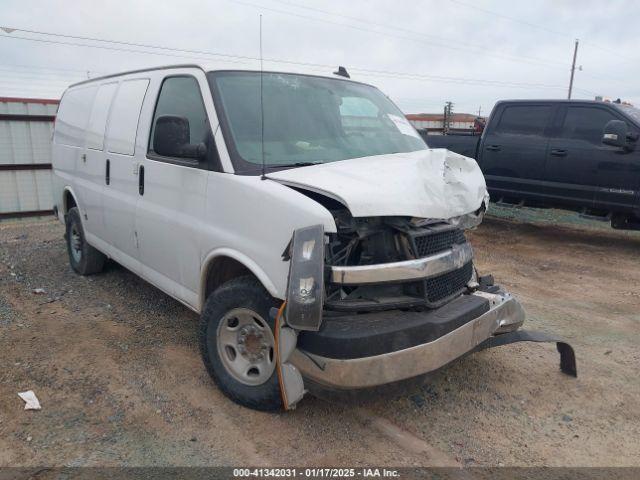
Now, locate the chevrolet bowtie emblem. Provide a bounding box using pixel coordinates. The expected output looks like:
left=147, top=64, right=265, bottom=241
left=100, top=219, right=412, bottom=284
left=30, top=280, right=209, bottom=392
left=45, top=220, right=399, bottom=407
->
left=451, top=243, right=465, bottom=268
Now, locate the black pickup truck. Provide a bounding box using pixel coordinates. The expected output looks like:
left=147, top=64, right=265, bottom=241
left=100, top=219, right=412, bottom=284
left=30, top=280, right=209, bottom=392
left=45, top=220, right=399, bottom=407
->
left=425, top=100, right=640, bottom=230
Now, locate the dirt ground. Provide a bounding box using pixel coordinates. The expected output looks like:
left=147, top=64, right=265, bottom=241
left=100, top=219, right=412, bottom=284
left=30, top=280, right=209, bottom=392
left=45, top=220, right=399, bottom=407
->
left=0, top=208, right=639, bottom=467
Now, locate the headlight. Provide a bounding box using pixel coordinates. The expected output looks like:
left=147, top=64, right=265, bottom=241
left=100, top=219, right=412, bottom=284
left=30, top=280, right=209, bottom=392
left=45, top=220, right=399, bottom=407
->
left=449, top=203, right=487, bottom=230
left=285, top=225, right=325, bottom=331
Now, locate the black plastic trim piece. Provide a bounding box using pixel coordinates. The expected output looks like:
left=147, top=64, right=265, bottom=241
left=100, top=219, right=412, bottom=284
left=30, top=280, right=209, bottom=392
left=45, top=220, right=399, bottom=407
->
left=476, top=329, right=577, bottom=377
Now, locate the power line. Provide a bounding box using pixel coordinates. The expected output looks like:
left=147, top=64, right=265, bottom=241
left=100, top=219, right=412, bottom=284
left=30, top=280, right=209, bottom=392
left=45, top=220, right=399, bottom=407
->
left=448, top=0, right=640, bottom=65
left=0, top=67, right=89, bottom=81
left=448, top=0, right=566, bottom=37
left=0, top=62, right=107, bottom=76
left=1, top=26, right=256, bottom=64
left=263, top=0, right=568, bottom=68
left=227, top=1, right=622, bottom=96
left=0, top=33, right=251, bottom=66
left=0, top=30, right=577, bottom=92
left=258, top=0, right=636, bottom=90
left=227, top=0, right=568, bottom=69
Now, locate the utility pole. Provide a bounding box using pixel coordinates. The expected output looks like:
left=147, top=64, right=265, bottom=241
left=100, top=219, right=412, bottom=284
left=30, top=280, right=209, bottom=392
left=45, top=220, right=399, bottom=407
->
left=443, top=101, right=453, bottom=134
left=478, top=106, right=482, bottom=117
left=567, top=39, right=579, bottom=99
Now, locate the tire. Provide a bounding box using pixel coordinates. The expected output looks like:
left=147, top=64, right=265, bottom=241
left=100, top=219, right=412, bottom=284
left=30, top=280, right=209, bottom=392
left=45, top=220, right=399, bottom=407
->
left=65, top=207, right=106, bottom=275
left=199, top=276, right=283, bottom=411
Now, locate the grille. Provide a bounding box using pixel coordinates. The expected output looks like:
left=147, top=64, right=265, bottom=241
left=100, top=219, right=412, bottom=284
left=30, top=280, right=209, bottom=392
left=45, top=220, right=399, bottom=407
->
left=413, top=228, right=466, bottom=258
left=424, top=261, right=473, bottom=305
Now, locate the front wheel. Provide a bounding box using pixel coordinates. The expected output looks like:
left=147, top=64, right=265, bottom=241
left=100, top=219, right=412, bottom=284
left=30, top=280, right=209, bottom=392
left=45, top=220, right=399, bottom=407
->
left=199, top=276, right=283, bottom=411
left=65, top=207, right=106, bottom=275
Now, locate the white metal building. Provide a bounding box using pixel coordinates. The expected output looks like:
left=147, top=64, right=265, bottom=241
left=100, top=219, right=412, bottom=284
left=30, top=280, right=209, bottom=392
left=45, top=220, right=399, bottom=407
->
left=0, top=97, right=58, bottom=219
left=405, top=113, right=480, bottom=134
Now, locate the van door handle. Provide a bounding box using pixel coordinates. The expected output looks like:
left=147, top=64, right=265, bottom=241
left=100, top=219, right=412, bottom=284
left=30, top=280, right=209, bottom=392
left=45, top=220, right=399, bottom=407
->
left=551, top=149, right=568, bottom=157
left=138, top=165, right=145, bottom=196
left=105, top=159, right=110, bottom=185
left=486, top=145, right=501, bottom=151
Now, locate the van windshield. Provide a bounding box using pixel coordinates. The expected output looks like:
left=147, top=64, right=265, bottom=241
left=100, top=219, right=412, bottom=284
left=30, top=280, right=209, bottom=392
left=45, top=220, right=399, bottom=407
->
left=207, top=71, right=427, bottom=174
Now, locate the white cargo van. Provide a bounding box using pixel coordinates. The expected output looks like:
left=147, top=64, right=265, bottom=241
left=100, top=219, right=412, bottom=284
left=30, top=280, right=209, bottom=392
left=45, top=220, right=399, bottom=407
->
left=51, top=64, right=576, bottom=411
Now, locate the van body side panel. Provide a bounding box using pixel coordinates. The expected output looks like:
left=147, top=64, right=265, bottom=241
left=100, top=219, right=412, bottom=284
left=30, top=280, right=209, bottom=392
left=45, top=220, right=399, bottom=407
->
left=52, top=85, right=98, bottom=218
left=202, top=174, right=337, bottom=302
left=76, top=82, right=118, bottom=240
left=101, top=78, right=150, bottom=273
left=136, top=160, right=208, bottom=306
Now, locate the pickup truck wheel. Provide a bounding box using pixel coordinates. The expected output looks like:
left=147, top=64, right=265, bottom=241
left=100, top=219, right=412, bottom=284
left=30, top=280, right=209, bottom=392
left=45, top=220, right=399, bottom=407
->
left=199, top=276, right=283, bottom=411
left=65, top=207, right=106, bottom=275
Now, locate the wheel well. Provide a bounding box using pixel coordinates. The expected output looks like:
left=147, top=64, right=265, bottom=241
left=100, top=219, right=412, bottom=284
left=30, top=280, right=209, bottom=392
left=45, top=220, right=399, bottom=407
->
left=63, top=190, right=77, bottom=214
left=203, top=256, right=253, bottom=301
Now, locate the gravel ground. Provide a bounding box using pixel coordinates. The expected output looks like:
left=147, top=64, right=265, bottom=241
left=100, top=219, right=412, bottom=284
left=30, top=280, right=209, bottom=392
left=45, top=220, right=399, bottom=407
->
left=0, top=208, right=639, bottom=467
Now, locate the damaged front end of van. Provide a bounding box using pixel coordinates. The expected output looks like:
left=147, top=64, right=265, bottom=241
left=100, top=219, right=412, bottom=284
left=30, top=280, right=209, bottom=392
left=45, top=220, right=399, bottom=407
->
left=270, top=152, right=577, bottom=410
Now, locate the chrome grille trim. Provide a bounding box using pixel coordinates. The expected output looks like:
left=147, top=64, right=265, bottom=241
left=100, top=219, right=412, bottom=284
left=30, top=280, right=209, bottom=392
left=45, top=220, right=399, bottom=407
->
left=329, top=242, right=473, bottom=285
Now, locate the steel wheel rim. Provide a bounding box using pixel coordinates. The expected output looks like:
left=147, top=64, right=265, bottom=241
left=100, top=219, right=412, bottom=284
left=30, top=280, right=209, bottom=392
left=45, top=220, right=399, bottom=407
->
left=70, top=224, right=82, bottom=263
left=216, top=308, right=276, bottom=386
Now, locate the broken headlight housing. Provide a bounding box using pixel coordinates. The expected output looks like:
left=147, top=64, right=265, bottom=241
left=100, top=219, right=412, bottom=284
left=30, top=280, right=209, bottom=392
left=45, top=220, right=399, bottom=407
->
left=285, top=224, right=325, bottom=331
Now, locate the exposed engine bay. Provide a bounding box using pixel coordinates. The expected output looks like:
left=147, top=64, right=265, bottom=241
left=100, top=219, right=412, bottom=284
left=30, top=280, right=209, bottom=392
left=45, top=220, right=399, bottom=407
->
left=323, top=204, right=484, bottom=313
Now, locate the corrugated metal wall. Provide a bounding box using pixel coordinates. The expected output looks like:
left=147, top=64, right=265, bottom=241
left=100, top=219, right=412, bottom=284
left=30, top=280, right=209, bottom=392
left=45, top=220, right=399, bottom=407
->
left=0, top=98, right=58, bottom=218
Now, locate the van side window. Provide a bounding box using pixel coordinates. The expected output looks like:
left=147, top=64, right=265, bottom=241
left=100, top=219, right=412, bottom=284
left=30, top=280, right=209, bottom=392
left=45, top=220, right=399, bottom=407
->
left=54, top=86, right=97, bottom=147
left=86, top=83, right=117, bottom=151
left=495, top=105, right=552, bottom=136
left=560, top=107, right=617, bottom=145
left=149, top=76, right=208, bottom=154
left=107, top=79, right=150, bottom=156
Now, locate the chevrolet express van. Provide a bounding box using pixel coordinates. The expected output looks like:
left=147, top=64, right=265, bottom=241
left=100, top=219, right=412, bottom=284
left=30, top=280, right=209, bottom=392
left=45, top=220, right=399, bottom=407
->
left=52, top=64, right=576, bottom=411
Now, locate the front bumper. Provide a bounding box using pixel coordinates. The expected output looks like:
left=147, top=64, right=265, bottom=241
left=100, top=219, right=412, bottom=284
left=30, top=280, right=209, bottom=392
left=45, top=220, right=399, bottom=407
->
left=289, top=290, right=574, bottom=390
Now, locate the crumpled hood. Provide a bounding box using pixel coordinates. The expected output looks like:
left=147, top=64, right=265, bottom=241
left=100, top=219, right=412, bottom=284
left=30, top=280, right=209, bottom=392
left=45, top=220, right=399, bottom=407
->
left=267, top=149, right=488, bottom=219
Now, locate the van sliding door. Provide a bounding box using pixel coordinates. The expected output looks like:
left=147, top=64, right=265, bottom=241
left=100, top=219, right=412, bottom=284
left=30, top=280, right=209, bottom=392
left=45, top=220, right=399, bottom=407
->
left=81, top=82, right=117, bottom=243
left=102, top=78, right=150, bottom=271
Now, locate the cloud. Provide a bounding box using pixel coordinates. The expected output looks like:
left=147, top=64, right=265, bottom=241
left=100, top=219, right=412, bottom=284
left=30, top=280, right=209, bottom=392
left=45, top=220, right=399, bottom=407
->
left=1, top=0, right=638, bottom=114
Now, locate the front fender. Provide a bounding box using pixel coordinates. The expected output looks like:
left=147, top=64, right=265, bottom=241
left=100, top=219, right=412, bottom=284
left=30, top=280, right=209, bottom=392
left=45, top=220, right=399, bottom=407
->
left=200, top=247, right=280, bottom=309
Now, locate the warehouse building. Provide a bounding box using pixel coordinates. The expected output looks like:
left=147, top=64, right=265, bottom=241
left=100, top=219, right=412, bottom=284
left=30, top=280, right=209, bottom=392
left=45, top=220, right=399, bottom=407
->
left=0, top=97, right=58, bottom=219
left=405, top=112, right=483, bottom=135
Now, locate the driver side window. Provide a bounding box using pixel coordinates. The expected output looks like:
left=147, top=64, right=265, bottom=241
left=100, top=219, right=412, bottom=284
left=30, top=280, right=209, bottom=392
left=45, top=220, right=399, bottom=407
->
left=149, top=76, right=208, bottom=155
left=560, top=107, right=618, bottom=145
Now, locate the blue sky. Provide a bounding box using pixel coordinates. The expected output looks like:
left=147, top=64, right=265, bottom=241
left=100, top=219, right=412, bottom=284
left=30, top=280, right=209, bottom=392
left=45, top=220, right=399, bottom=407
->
left=1, top=0, right=639, bottom=115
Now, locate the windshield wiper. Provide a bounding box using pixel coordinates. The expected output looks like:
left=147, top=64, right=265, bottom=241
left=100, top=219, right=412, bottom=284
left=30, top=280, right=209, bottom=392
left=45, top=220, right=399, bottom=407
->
left=268, top=162, right=323, bottom=168
left=290, top=162, right=322, bottom=167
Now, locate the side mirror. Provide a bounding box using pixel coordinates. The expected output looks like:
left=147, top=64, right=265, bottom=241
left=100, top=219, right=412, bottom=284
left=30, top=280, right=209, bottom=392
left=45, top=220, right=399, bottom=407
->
left=153, top=115, right=207, bottom=160
left=602, top=120, right=629, bottom=149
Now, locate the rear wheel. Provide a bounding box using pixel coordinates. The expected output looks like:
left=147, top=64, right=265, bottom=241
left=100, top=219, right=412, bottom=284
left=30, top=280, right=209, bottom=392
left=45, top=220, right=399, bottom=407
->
left=199, top=276, right=283, bottom=411
left=65, top=207, right=106, bottom=275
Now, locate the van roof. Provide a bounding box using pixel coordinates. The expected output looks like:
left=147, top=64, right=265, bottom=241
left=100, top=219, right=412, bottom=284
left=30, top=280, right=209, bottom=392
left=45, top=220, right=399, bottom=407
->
left=68, top=63, right=362, bottom=88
